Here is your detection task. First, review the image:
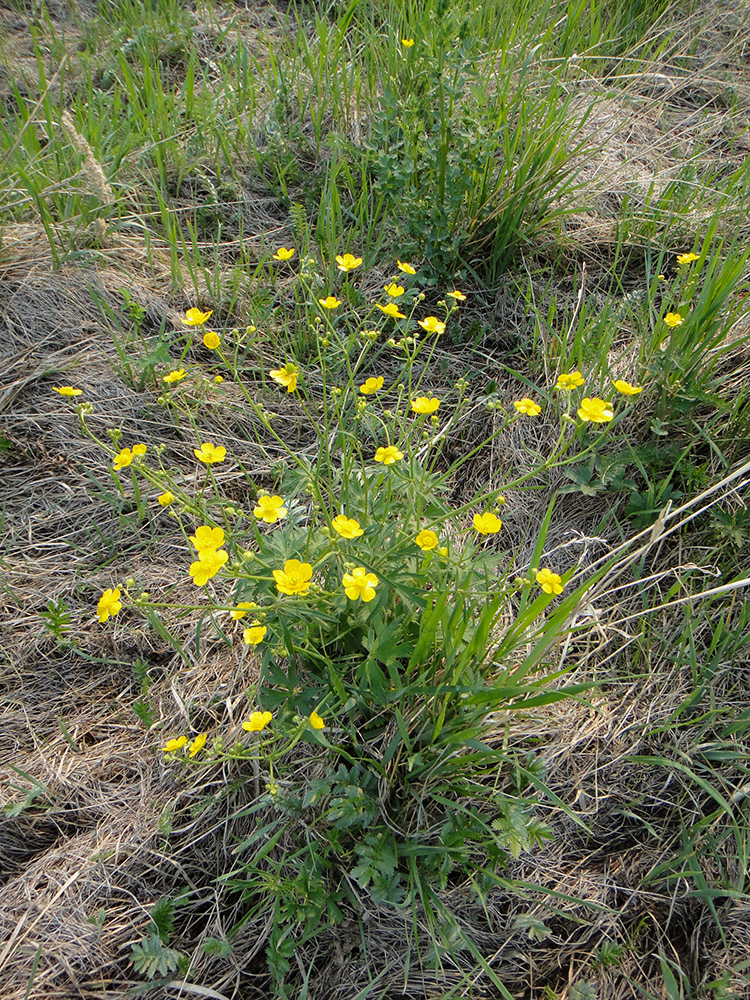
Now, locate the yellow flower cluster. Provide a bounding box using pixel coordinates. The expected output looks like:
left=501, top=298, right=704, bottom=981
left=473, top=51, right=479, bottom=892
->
left=113, top=443, right=146, bottom=470
left=189, top=525, right=228, bottom=586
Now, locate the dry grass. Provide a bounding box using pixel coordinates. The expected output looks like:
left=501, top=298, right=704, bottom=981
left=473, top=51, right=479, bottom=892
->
left=2, top=1, right=750, bottom=998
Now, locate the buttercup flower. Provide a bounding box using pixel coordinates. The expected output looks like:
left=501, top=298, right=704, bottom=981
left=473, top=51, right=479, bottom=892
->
left=194, top=442, right=227, bottom=464
left=384, top=283, right=405, bottom=298
left=274, top=559, right=313, bottom=596
left=188, top=732, right=207, bottom=758
left=612, top=379, right=643, bottom=396
left=53, top=385, right=82, bottom=396
left=336, top=253, right=362, bottom=272
left=319, top=296, right=342, bottom=310
left=473, top=512, right=502, bottom=535
left=243, top=623, right=268, bottom=646
left=438, top=546, right=449, bottom=558
left=242, top=710, right=273, bottom=732
left=514, top=398, right=542, bottom=416
left=447, top=289, right=466, bottom=301
left=158, top=491, right=174, bottom=506
left=332, top=515, right=364, bottom=538
left=163, top=369, right=186, bottom=384
left=342, top=566, right=379, bottom=602
left=230, top=601, right=258, bottom=620
left=536, top=567, right=564, bottom=595
left=555, top=371, right=585, bottom=391
left=360, top=376, right=384, bottom=395
left=203, top=330, right=220, bottom=350
left=272, top=247, right=295, bottom=261
left=309, top=711, right=326, bottom=730
left=214, top=375, right=223, bottom=384
left=374, top=445, right=403, bottom=465
left=270, top=363, right=299, bottom=393
left=418, top=316, right=446, bottom=335
left=189, top=525, right=225, bottom=553
left=97, top=587, right=122, bottom=623
left=189, top=548, right=229, bottom=586
left=577, top=397, right=614, bottom=423
left=132, top=443, right=147, bottom=457
left=663, top=312, right=684, bottom=328
left=162, top=736, right=187, bottom=752
left=411, top=396, right=440, bottom=415
left=397, top=260, right=416, bottom=274
left=113, top=447, right=134, bottom=470
left=415, top=529, right=438, bottom=551
left=181, top=307, right=213, bottom=326
left=253, top=495, right=288, bottom=524
left=377, top=302, right=406, bottom=319
left=401, top=38, right=414, bottom=47
left=676, top=252, right=699, bottom=265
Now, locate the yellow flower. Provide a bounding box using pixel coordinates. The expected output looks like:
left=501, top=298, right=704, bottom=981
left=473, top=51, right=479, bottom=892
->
left=270, top=363, right=299, bottom=393
left=113, top=447, right=133, bottom=470
left=319, top=295, right=342, bottom=310
left=230, top=601, right=257, bottom=620
left=189, top=525, right=225, bottom=553
left=397, top=260, right=416, bottom=274
left=447, top=289, right=466, bottom=301
left=377, top=302, right=406, bottom=319
left=612, top=379, right=643, bottom=396
left=97, top=587, right=122, bottom=623
left=189, top=548, right=228, bottom=586
left=473, top=512, right=502, bottom=535
left=342, top=566, right=379, bottom=602
left=243, top=622, right=268, bottom=645
left=163, top=369, right=186, bottom=383
left=272, top=247, right=295, bottom=261
left=332, top=515, right=364, bottom=539
left=336, top=253, right=362, bottom=272
left=181, top=307, right=213, bottom=326
left=158, top=491, right=174, bottom=506
left=438, top=546, right=449, bottom=558
left=132, top=443, right=147, bottom=457
left=309, top=711, right=326, bottom=730
left=555, top=371, right=585, bottom=391
left=418, top=316, right=445, bottom=335
left=577, top=397, right=614, bottom=423
left=514, top=398, right=542, bottom=416
left=243, top=710, right=273, bottom=732
left=360, top=376, right=384, bottom=395
left=411, top=396, right=440, bottom=415
left=415, top=529, right=438, bottom=551
left=536, top=567, right=564, bottom=595
left=162, top=735, right=187, bottom=752
left=401, top=38, right=414, bottom=47
left=203, top=330, right=220, bottom=350
left=53, top=385, right=82, bottom=396
left=384, top=282, right=405, bottom=298
left=676, top=252, right=699, bottom=265
left=273, top=559, right=313, bottom=596
left=253, top=495, right=288, bottom=524
left=663, top=312, right=684, bottom=328
left=374, top=445, right=403, bottom=465
left=188, top=732, right=208, bottom=758
left=214, top=375, right=223, bottom=384
left=194, top=442, right=227, bottom=464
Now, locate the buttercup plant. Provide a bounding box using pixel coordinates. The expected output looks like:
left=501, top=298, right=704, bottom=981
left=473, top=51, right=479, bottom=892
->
left=73, top=255, right=641, bottom=993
